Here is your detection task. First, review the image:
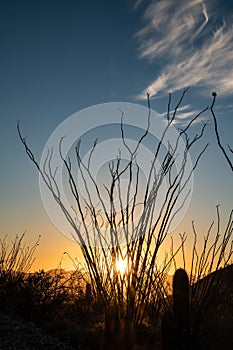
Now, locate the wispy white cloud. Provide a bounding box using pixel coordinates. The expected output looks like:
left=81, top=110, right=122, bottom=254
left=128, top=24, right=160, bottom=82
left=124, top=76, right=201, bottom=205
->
left=161, top=104, right=208, bottom=126
left=160, top=104, right=192, bottom=116
left=225, top=104, right=233, bottom=110
left=172, top=115, right=208, bottom=126
left=134, top=0, right=143, bottom=10
left=136, top=0, right=233, bottom=98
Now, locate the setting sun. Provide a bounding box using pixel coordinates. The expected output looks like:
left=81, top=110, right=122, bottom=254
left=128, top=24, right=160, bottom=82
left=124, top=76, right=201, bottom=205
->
left=116, top=256, right=130, bottom=276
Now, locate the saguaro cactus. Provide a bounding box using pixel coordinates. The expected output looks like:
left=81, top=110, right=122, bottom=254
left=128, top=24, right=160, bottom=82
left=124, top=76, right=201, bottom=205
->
left=161, top=268, right=190, bottom=350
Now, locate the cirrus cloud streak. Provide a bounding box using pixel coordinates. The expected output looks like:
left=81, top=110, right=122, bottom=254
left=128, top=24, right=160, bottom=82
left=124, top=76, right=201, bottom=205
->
left=136, top=0, right=233, bottom=98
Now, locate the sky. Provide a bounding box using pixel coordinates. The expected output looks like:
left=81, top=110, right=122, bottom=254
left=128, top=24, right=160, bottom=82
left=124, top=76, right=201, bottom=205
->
left=0, top=0, right=232, bottom=271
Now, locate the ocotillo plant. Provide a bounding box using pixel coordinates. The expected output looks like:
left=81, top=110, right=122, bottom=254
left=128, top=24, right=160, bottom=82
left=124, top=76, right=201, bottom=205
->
left=161, top=268, right=190, bottom=350
left=18, top=89, right=210, bottom=341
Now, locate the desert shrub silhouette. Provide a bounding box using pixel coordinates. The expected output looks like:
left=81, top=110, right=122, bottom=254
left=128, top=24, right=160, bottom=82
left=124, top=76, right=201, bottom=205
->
left=17, top=269, right=71, bottom=323
left=0, top=235, right=72, bottom=326
left=0, top=233, right=39, bottom=315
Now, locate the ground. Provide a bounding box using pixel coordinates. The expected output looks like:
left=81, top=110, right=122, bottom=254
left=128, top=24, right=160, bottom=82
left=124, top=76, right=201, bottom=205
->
left=0, top=313, right=75, bottom=350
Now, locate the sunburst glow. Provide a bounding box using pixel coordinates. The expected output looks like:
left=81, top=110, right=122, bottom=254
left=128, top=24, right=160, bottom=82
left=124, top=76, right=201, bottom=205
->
left=116, top=256, right=131, bottom=276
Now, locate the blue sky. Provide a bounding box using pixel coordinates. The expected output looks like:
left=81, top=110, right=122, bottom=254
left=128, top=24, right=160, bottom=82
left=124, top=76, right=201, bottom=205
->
left=0, top=0, right=232, bottom=270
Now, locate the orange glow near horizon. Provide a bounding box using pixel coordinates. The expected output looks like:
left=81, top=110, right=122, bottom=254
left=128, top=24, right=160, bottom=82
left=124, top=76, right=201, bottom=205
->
left=27, top=226, right=85, bottom=272
left=19, top=202, right=231, bottom=275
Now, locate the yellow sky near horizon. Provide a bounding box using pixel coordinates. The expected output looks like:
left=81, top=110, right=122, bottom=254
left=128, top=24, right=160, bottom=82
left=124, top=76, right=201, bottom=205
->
left=1, top=175, right=231, bottom=274
left=29, top=205, right=231, bottom=274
